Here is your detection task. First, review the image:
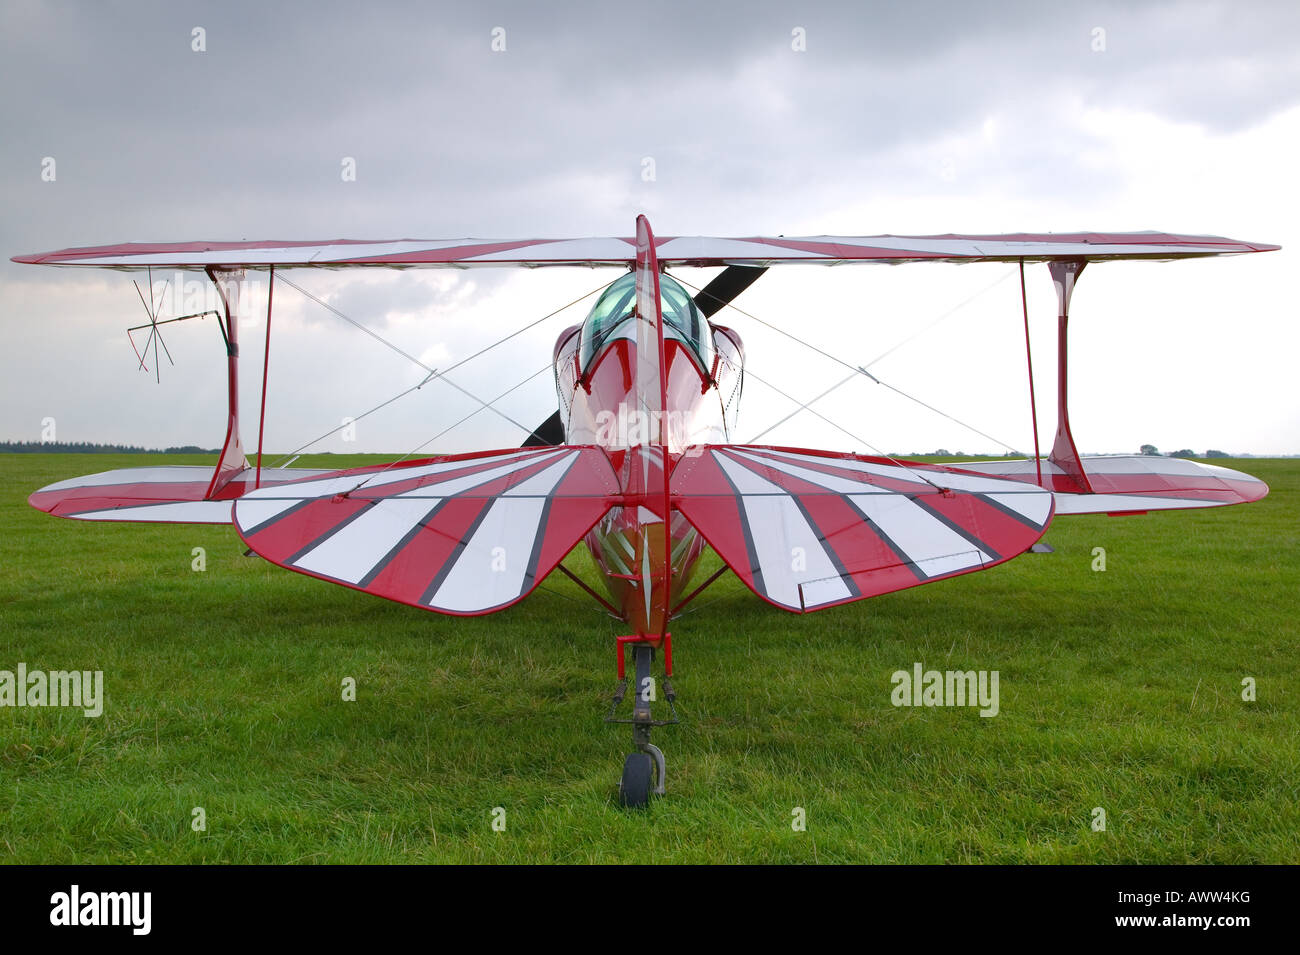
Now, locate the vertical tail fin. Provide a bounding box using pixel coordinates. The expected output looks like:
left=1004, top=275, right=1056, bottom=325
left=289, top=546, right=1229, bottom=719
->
left=630, top=215, right=673, bottom=633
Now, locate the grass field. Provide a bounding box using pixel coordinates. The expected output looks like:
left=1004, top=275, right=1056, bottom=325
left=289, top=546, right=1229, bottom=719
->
left=1, top=452, right=1297, bottom=864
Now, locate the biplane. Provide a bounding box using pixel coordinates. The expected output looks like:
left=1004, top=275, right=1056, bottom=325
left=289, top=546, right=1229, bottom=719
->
left=14, top=218, right=1277, bottom=806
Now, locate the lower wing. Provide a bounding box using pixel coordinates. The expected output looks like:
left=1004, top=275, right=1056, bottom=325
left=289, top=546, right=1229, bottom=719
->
left=950, top=455, right=1267, bottom=515
left=28, top=465, right=336, bottom=524
left=671, top=445, right=1055, bottom=612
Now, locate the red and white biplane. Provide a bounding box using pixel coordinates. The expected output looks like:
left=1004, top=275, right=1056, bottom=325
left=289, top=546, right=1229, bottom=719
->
left=14, top=217, right=1277, bottom=805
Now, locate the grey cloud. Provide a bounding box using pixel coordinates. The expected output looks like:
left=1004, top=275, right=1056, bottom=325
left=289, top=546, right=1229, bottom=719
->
left=2, top=0, right=1295, bottom=453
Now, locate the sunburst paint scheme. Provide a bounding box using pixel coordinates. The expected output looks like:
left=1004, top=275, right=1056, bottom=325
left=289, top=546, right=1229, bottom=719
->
left=19, top=218, right=1275, bottom=639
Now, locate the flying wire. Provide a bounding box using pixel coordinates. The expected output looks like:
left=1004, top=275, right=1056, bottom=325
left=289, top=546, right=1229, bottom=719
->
left=741, top=367, right=947, bottom=490
left=745, top=370, right=860, bottom=444
left=341, top=363, right=554, bottom=494
left=270, top=275, right=613, bottom=465
left=673, top=270, right=1023, bottom=456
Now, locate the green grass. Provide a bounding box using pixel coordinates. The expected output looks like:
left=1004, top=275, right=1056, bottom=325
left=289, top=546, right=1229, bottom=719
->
left=1, top=452, right=1297, bottom=863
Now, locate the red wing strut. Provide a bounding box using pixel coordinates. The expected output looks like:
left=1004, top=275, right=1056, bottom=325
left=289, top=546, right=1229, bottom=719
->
left=672, top=446, right=1054, bottom=612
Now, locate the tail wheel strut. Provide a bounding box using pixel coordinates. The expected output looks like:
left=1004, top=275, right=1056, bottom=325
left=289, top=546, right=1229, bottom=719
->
left=608, top=638, right=677, bottom=808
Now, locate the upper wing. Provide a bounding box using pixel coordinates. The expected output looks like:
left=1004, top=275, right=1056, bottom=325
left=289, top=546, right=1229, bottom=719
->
left=234, top=446, right=617, bottom=616
left=13, top=232, right=1277, bottom=270
left=952, top=455, right=1268, bottom=515
left=671, top=446, right=1054, bottom=612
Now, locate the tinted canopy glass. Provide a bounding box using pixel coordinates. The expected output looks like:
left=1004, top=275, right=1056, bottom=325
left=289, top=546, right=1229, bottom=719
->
left=579, top=272, right=713, bottom=371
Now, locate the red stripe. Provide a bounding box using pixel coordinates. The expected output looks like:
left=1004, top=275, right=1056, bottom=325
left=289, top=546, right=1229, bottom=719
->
left=360, top=496, right=491, bottom=603
left=671, top=452, right=757, bottom=584
left=242, top=496, right=371, bottom=555
left=343, top=239, right=564, bottom=264
left=29, top=481, right=213, bottom=512
left=789, top=491, right=908, bottom=581
left=726, top=447, right=944, bottom=496
left=246, top=455, right=564, bottom=567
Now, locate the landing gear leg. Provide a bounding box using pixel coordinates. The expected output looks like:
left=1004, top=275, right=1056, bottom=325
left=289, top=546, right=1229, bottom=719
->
left=609, top=638, right=677, bottom=808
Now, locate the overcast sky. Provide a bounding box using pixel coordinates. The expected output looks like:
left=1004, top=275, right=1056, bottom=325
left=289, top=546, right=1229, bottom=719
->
left=2, top=0, right=1297, bottom=459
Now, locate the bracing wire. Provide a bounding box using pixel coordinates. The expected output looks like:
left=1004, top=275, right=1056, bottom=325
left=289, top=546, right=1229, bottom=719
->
left=342, top=363, right=554, bottom=494
left=269, top=275, right=613, bottom=465
left=746, top=370, right=860, bottom=444
left=741, top=367, right=947, bottom=490
left=673, top=270, right=1023, bottom=456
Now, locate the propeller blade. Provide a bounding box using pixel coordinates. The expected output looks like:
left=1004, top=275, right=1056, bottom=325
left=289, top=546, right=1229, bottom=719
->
left=522, top=409, right=565, bottom=447
left=692, top=265, right=767, bottom=318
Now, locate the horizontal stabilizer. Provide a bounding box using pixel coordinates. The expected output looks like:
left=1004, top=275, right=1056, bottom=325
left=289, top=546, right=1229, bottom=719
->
left=28, top=465, right=335, bottom=524
left=234, top=447, right=617, bottom=615
left=672, top=446, right=1054, bottom=612
left=952, top=455, right=1268, bottom=514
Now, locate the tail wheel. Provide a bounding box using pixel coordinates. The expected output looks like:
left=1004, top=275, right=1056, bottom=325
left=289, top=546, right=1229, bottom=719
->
left=618, top=751, right=654, bottom=809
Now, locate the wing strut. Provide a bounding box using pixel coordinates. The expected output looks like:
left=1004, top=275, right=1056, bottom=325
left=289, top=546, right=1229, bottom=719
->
left=204, top=267, right=250, bottom=499
left=1047, top=260, right=1092, bottom=494
left=1019, top=260, right=1043, bottom=487
left=255, top=266, right=274, bottom=488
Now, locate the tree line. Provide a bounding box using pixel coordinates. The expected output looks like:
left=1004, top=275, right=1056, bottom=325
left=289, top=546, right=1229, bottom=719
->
left=0, top=441, right=217, bottom=454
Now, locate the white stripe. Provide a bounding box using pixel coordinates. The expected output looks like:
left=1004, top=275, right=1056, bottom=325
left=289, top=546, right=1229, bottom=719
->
left=753, top=449, right=931, bottom=486
left=307, top=239, right=491, bottom=261
left=64, top=501, right=233, bottom=523
left=39, top=465, right=338, bottom=495
left=39, top=466, right=214, bottom=491
left=500, top=450, right=579, bottom=496
left=730, top=449, right=894, bottom=495
left=726, top=451, right=993, bottom=576
left=467, top=237, right=633, bottom=262
left=799, top=574, right=857, bottom=608
left=715, top=452, right=851, bottom=608
left=233, top=467, right=335, bottom=484
left=234, top=498, right=305, bottom=532
left=425, top=452, right=581, bottom=610
left=291, top=498, right=438, bottom=583
left=285, top=451, right=570, bottom=583
left=1053, top=493, right=1225, bottom=515
left=950, top=459, right=1064, bottom=476
left=387, top=450, right=566, bottom=499
left=657, top=237, right=821, bottom=261
left=955, top=455, right=1265, bottom=487
left=743, top=448, right=1050, bottom=524
left=755, top=448, right=1055, bottom=502
left=239, top=448, right=553, bottom=501
left=845, top=493, right=989, bottom=577
left=68, top=239, right=485, bottom=266
left=429, top=498, right=546, bottom=611
left=984, top=492, right=1053, bottom=527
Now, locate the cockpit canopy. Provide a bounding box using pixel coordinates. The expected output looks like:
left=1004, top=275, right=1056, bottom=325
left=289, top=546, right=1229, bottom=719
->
left=578, top=272, right=713, bottom=372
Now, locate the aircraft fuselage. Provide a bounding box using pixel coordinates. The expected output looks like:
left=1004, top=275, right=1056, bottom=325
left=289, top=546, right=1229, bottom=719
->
left=550, top=271, right=744, bottom=635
